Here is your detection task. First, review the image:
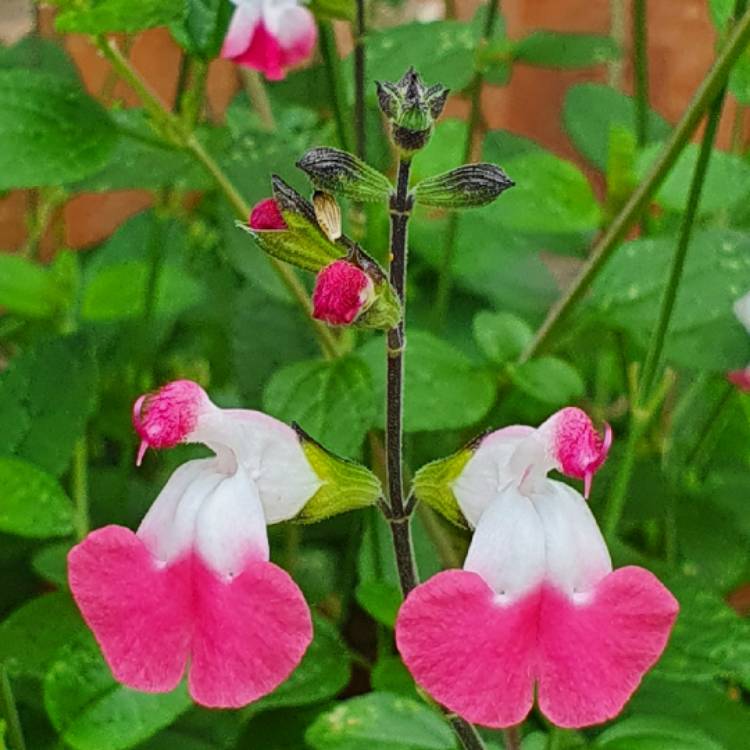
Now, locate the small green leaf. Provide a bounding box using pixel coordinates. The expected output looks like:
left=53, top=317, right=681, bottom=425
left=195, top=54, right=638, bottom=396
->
left=0, top=35, right=79, bottom=81
left=514, top=31, right=619, bottom=69
left=563, top=83, right=671, bottom=171
left=371, top=656, right=418, bottom=699
left=0, top=593, right=86, bottom=678
left=595, top=716, right=724, bottom=750
left=355, top=580, right=402, bottom=627
left=170, top=0, right=231, bottom=59
left=264, top=356, right=375, bottom=457
left=44, top=637, right=191, bottom=750
left=0, top=70, right=116, bottom=189
left=32, top=542, right=73, bottom=588
left=55, top=0, right=186, bottom=34
left=0, top=254, right=68, bottom=319
left=0, top=457, right=74, bottom=538
left=472, top=311, right=533, bottom=365
left=306, top=693, right=455, bottom=750
left=298, top=430, right=382, bottom=522
left=247, top=616, right=351, bottom=714
left=359, top=330, right=496, bottom=433
left=508, top=357, right=585, bottom=406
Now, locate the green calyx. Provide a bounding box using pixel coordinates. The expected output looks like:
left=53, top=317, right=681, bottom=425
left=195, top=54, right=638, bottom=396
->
left=414, top=164, right=515, bottom=209
left=295, top=425, right=383, bottom=523
left=296, top=148, right=392, bottom=203
left=413, top=444, right=477, bottom=528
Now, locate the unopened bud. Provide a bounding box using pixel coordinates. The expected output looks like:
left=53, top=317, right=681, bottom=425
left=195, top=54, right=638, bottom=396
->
left=297, top=148, right=392, bottom=203
left=249, top=198, right=287, bottom=230
left=414, top=164, right=515, bottom=209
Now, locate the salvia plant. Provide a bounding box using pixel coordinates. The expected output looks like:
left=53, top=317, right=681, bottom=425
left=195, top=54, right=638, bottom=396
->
left=2, top=1, right=750, bottom=750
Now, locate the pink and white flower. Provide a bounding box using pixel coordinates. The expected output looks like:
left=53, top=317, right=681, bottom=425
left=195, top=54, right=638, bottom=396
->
left=728, top=291, right=750, bottom=392
left=396, top=407, right=678, bottom=729
left=68, top=380, right=323, bottom=708
left=221, top=0, right=317, bottom=81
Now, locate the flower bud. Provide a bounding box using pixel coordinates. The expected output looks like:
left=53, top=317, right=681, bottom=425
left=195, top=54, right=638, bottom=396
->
left=414, top=164, right=515, bottom=209
left=297, top=148, right=392, bottom=203
left=312, top=248, right=401, bottom=330
left=376, top=67, right=449, bottom=153
left=249, top=198, right=287, bottom=230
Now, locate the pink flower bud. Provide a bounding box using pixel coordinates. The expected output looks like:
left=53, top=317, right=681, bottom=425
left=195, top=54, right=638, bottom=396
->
left=728, top=368, right=750, bottom=392
left=249, top=198, right=286, bottom=230
left=312, top=260, right=375, bottom=326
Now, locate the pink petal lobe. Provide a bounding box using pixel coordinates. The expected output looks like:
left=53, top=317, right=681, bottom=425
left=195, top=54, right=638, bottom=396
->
left=189, top=555, right=313, bottom=708
left=396, top=570, right=538, bottom=728
left=68, top=526, right=192, bottom=692
left=537, top=566, right=679, bottom=728
left=728, top=367, right=750, bottom=392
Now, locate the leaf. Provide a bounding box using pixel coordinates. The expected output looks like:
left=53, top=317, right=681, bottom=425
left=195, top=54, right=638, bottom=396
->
left=0, top=335, right=99, bottom=475
left=595, top=716, right=724, bottom=750
left=0, top=70, right=116, bottom=189
left=563, top=83, right=671, bottom=170
left=508, top=357, right=584, bottom=406
left=310, top=0, right=356, bottom=22
left=355, top=580, right=402, bottom=628
left=55, top=0, right=186, bottom=34
left=0, top=254, right=68, bottom=318
left=305, top=693, right=455, bottom=750
left=0, top=457, right=74, bottom=539
left=32, top=541, right=73, bottom=588
left=587, top=230, right=750, bottom=371
left=0, top=35, right=79, bottom=81
left=371, top=656, right=418, bottom=699
left=636, top=141, right=750, bottom=216
left=44, top=637, right=191, bottom=750
left=0, top=593, right=86, bottom=678
left=514, top=32, right=619, bottom=69
left=264, top=356, right=375, bottom=457
left=248, top=616, right=351, bottom=714
left=472, top=311, right=533, bottom=365
left=358, top=330, right=497, bottom=432
left=366, top=21, right=479, bottom=91
left=170, top=0, right=232, bottom=59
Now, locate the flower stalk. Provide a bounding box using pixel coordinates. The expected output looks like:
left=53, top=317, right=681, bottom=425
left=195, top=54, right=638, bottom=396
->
left=633, top=0, right=650, bottom=146
left=0, top=665, right=26, bottom=750
left=354, top=0, right=367, bottom=159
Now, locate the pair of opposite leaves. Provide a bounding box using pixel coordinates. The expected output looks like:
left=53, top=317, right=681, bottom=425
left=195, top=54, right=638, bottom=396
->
left=69, top=380, right=678, bottom=728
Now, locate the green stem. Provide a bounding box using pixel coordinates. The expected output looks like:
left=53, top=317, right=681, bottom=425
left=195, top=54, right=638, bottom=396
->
left=433, top=0, right=501, bottom=327
left=318, top=22, right=351, bottom=152
left=0, top=665, right=26, bottom=750
left=353, top=0, right=367, bottom=160
left=239, top=68, right=275, bottom=131
left=608, top=0, right=626, bottom=88
left=72, top=437, right=90, bottom=541
left=633, top=0, right=649, bottom=145
left=521, top=5, right=750, bottom=362
left=96, top=36, right=339, bottom=360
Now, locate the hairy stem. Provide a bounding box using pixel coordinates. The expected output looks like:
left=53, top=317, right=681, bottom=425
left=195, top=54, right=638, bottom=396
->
left=318, top=22, right=351, bottom=152
left=448, top=716, right=487, bottom=750
left=633, top=0, right=649, bottom=145
left=433, top=0, right=501, bottom=327
left=72, top=436, right=90, bottom=541
left=96, top=36, right=339, bottom=360
left=240, top=68, right=275, bottom=131
left=354, top=0, right=367, bottom=160
left=521, top=6, right=750, bottom=362
left=0, top=665, right=26, bottom=750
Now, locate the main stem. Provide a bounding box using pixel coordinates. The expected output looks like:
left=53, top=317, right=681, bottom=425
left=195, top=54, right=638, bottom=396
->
left=386, top=156, right=418, bottom=594
left=433, top=0, right=501, bottom=327
left=633, top=0, right=649, bottom=146
left=96, top=37, right=339, bottom=360
left=0, top=665, right=26, bottom=750
left=521, top=5, right=750, bottom=361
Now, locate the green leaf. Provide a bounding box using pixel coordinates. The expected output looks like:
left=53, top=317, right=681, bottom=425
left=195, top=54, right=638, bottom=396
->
left=32, top=541, right=73, bottom=588
left=306, top=693, right=455, bottom=750
left=587, top=230, right=750, bottom=371
left=0, top=593, right=86, bottom=678
left=0, top=70, right=116, bottom=189
left=595, top=716, right=724, bottom=750
left=0, top=35, right=79, bottom=81
left=359, top=330, right=497, bottom=432
left=55, top=0, right=186, bottom=34
left=170, top=0, right=231, bottom=59
left=472, top=311, right=533, bottom=365
left=355, top=580, right=402, bottom=628
left=44, top=637, right=191, bottom=750
left=563, top=83, right=671, bottom=170
left=264, top=356, right=375, bottom=457
left=0, top=457, right=74, bottom=539
left=371, top=656, right=418, bottom=699
left=636, top=141, right=750, bottom=216
left=0, top=254, right=68, bottom=319
left=508, top=357, right=584, bottom=406
left=248, top=616, right=351, bottom=714
left=310, top=0, right=356, bottom=22
left=514, top=32, right=619, bottom=69
left=0, top=335, right=99, bottom=475
left=367, top=21, right=479, bottom=91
